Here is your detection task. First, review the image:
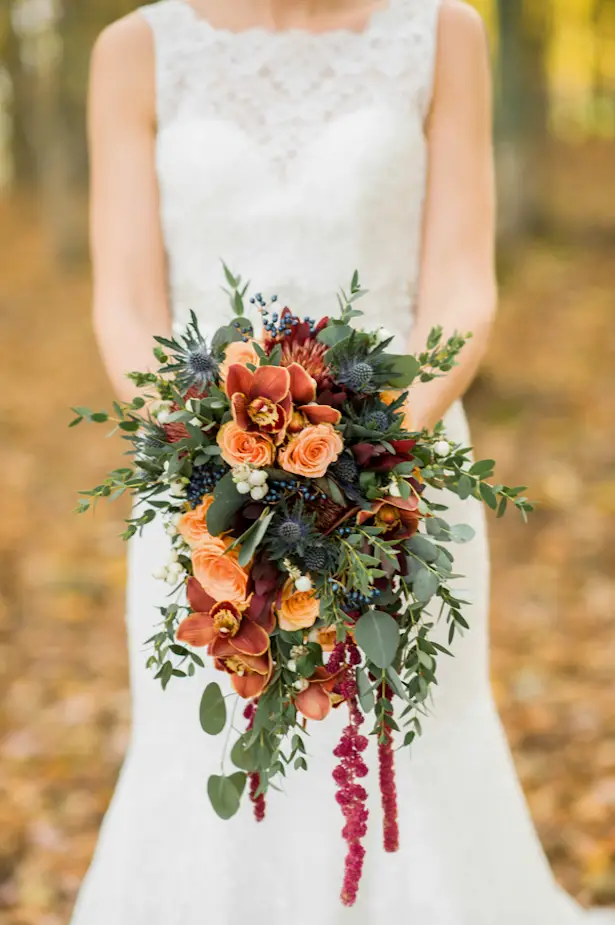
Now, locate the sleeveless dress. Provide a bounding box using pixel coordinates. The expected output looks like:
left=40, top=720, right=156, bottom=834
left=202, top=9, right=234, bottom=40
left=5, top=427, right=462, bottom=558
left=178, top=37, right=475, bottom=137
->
left=70, top=2, right=613, bottom=922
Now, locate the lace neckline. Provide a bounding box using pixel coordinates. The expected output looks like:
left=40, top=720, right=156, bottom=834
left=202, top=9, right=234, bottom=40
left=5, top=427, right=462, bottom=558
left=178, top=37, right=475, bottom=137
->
left=172, top=0, right=396, bottom=41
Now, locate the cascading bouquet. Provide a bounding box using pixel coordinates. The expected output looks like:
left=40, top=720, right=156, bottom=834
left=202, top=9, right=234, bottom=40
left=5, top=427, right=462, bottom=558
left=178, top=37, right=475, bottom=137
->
left=72, top=268, right=532, bottom=906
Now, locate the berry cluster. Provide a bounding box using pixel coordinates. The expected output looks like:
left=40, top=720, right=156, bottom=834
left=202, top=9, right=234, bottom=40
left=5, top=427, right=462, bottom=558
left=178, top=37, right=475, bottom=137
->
left=187, top=465, right=225, bottom=508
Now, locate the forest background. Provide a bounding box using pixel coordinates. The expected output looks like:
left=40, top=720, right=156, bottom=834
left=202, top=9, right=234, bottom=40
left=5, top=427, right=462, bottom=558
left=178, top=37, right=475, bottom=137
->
left=0, top=1, right=614, bottom=922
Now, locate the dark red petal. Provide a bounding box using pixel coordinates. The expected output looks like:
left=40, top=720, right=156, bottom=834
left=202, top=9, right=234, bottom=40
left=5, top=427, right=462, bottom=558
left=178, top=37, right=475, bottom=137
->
left=352, top=443, right=376, bottom=467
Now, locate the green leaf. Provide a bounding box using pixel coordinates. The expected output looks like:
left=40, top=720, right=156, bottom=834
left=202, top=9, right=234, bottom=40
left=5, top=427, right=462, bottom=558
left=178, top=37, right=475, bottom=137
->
left=412, top=567, right=439, bottom=603
left=386, top=354, right=421, bottom=389
left=199, top=682, right=227, bottom=736
left=449, top=523, right=476, bottom=543
left=91, top=412, right=109, bottom=423
left=238, top=510, right=274, bottom=568
left=406, top=534, right=439, bottom=563
left=497, top=496, right=508, bottom=519
left=354, top=610, right=400, bottom=670
left=207, top=775, right=242, bottom=820
left=207, top=473, right=244, bottom=536
left=119, top=420, right=140, bottom=432
left=457, top=474, right=473, bottom=499
left=426, top=517, right=450, bottom=540
left=386, top=666, right=410, bottom=702
left=317, top=322, right=354, bottom=346
left=228, top=771, right=247, bottom=799
left=479, top=482, right=498, bottom=510
left=231, top=733, right=258, bottom=771
left=356, top=667, right=375, bottom=712
left=470, top=459, right=495, bottom=477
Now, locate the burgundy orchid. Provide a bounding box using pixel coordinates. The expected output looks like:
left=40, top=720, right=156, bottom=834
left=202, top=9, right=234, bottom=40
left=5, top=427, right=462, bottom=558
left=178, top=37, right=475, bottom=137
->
left=352, top=439, right=416, bottom=473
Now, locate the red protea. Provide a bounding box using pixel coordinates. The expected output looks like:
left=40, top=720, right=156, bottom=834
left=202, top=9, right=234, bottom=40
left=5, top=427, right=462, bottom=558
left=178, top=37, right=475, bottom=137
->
left=264, top=308, right=333, bottom=389
left=162, top=384, right=208, bottom=444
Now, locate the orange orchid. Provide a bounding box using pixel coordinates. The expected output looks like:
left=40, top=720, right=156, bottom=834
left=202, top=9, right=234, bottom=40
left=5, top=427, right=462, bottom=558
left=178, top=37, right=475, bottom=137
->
left=176, top=578, right=273, bottom=656
left=357, top=494, right=421, bottom=540
left=295, top=666, right=345, bottom=722
left=212, top=637, right=273, bottom=699
left=226, top=363, right=292, bottom=444
left=225, top=361, right=341, bottom=445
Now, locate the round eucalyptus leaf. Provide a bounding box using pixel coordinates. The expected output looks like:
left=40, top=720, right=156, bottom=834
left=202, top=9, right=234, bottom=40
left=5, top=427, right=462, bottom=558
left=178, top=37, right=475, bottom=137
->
left=199, top=682, right=227, bottom=736
left=354, top=610, right=400, bottom=670
left=207, top=775, right=241, bottom=820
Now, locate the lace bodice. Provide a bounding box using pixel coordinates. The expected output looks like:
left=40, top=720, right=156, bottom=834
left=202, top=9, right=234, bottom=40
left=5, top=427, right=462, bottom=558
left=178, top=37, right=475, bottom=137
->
left=139, top=0, right=442, bottom=344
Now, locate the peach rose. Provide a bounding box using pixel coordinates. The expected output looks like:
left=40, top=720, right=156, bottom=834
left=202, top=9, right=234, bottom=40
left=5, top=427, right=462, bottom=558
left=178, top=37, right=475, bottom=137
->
left=276, top=577, right=319, bottom=632
left=177, top=495, right=215, bottom=547
left=277, top=423, right=343, bottom=479
left=192, top=535, right=249, bottom=603
left=217, top=420, right=275, bottom=468
left=219, top=339, right=260, bottom=386
left=381, top=390, right=413, bottom=431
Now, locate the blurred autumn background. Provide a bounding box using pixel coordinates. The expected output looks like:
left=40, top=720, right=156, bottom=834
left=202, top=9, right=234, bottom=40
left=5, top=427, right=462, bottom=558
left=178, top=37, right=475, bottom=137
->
left=0, top=0, right=614, bottom=922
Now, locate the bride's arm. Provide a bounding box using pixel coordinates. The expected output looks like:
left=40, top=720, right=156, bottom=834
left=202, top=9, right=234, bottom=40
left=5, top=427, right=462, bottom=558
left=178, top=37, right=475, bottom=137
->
left=88, top=14, right=171, bottom=402
left=408, top=1, right=496, bottom=432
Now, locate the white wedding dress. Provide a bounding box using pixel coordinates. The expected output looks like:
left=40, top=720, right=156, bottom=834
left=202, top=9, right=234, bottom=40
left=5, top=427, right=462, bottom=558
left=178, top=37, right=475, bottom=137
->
left=70, top=1, right=613, bottom=923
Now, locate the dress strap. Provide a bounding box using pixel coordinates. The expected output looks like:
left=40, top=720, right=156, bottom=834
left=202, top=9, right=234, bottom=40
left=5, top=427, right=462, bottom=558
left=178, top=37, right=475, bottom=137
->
left=138, top=1, right=196, bottom=127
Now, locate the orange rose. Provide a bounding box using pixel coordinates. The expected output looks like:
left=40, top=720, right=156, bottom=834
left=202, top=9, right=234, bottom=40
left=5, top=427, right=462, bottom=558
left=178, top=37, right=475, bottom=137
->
left=177, top=495, right=215, bottom=547
left=219, top=339, right=260, bottom=386
left=381, top=390, right=413, bottom=431
left=277, top=577, right=319, bottom=632
left=278, top=423, right=343, bottom=479
left=192, top=535, right=249, bottom=603
left=217, top=420, right=275, bottom=469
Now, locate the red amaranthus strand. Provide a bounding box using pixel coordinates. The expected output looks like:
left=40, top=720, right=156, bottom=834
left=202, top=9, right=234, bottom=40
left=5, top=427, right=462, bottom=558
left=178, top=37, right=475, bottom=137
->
left=378, top=686, right=399, bottom=853
left=243, top=702, right=266, bottom=823
left=331, top=641, right=369, bottom=907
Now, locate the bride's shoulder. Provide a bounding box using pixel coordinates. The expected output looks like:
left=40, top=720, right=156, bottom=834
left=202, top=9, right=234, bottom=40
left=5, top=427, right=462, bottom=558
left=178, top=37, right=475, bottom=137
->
left=437, top=1, right=487, bottom=46
left=90, top=11, right=156, bottom=119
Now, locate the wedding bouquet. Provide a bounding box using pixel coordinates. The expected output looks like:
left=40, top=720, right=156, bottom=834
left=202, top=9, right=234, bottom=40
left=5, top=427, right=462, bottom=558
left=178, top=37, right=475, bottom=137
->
left=72, top=268, right=532, bottom=905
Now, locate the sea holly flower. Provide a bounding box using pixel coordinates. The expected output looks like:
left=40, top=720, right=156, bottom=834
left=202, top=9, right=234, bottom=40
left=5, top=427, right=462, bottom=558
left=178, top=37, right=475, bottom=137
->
left=176, top=594, right=270, bottom=657
left=225, top=364, right=292, bottom=443
left=211, top=638, right=273, bottom=699
left=357, top=494, right=421, bottom=540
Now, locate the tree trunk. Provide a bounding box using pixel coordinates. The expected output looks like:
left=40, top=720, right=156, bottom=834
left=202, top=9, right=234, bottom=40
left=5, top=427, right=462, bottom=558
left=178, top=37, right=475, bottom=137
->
left=495, top=0, right=552, bottom=242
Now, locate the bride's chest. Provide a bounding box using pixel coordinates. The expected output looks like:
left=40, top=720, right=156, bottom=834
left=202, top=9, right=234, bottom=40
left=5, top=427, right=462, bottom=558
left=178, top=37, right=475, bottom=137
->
left=156, top=104, right=427, bottom=237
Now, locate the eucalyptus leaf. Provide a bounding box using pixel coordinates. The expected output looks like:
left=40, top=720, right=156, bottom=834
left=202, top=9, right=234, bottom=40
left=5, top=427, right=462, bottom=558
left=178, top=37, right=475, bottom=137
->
left=207, top=775, right=241, bottom=820
left=406, top=534, right=439, bottom=563
left=386, top=354, right=421, bottom=389
left=207, top=472, right=244, bottom=536
left=457, top=474, right=473, bottom=500
left=199, top=682, right=227, bottom=736
left=238, top=510, right=274, bottom=567
left=412, top=567, right=439, bottom=603
left=228, top=771, right=247, bottom=799
left=354, top=610, right=400, bottom=670
left=356, top=667, right=375, bottom=713
left=449, top=523, right=476, bottom=544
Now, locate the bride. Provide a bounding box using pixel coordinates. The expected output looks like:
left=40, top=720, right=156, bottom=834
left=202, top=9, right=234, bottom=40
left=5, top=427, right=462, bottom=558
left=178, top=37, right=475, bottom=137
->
left=71, top=0, right=612, bottom=922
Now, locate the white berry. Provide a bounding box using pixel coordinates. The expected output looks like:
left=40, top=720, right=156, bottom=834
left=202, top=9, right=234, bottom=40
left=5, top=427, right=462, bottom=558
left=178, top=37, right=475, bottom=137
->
left=152, top=566, right=168, bottom=581
left=169, top=480, right=186, bottom=497
left=387, top=480, right=402, bottom=498
left=248, top=469, right=268, bottom=487
left=250, top=485, right=268, bottom=501
left=287, top=660, right=298, bottom=673
left=236, top=481, right=251, bottom=495
left=434, top=440, right=451, bottom=457
left=295, top=576, right=313, bottom=593
left=293, top=679, right=309, bottom=693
